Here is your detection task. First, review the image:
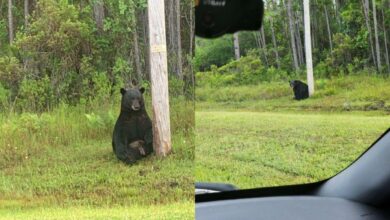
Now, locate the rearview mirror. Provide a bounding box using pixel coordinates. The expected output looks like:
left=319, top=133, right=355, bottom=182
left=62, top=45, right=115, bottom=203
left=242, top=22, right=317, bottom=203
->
left=195, top=0, right=264, bottom=38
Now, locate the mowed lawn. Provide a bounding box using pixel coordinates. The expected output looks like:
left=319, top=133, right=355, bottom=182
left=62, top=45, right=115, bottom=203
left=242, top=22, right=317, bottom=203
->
left=0, top=135, right=194, bottom=219
left=0, top=202, right=193, bottom=220
left=196, top=111, right=390, bottom=189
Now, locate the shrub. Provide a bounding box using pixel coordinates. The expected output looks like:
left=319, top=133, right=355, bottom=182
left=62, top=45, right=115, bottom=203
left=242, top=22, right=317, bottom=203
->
left=194, top=35, right=234, bottom=71
left=17, top=75, right=55, bottom=112
left=0, top=56, right=23, bottom=93
left=0, top=83, right=11, bottom=110
left=196, top=53, right=290, bottom=87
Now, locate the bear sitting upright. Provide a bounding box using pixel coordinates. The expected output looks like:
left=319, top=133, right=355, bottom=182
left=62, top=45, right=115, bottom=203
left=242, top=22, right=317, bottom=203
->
left=112, top=85, right=153, bottom=164
left=290, top=80, right=309, bottom=101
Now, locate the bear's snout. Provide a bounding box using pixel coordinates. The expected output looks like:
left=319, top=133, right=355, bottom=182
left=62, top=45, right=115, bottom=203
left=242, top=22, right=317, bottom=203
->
left=131, top=100, right=141, bottom=111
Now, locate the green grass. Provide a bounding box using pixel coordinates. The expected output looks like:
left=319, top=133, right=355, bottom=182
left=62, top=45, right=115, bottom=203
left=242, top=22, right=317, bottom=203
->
left=0, top=202, right=193, bottom=220
left=195, top=75, right=390, bottom=188
left=0, top=99, right=194, bottom=219
left=196, top=111, right=390, bottom=189
left=196, top=75, right=390, bottom=112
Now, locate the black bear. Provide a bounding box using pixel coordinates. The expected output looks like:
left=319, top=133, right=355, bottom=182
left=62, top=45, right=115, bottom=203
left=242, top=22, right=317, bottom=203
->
left=112, top=86, right=153, bottom=164
left=290, top=80, right=309, bottom=100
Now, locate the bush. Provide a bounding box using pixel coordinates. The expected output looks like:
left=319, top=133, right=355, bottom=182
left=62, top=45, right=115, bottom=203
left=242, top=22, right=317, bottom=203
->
left=0, top=56, right=23, bottom=93
left=0, top=83, right=11, bottom=110
left=17, top=75, right=55, bottom=112
left=196, top=53, right=290, bottom=87
left=13, top=0, right=94, bottom=106
left=85, top=111, right=115, bottom=129
left=194, top=35, right=234, bottom=71
left=91, top=71, right=112, bottom=105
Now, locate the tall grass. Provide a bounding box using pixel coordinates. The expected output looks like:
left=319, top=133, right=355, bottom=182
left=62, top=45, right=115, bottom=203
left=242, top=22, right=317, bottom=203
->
left=0, top=95, right=194, bottom=210
left=196, top=75, right=390, bottom=112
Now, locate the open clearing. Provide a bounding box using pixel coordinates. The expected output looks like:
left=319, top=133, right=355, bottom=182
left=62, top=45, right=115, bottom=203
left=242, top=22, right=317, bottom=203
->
left=0, top=136, right=194, bottom=219
left=196, top=110, right=390, bottom=189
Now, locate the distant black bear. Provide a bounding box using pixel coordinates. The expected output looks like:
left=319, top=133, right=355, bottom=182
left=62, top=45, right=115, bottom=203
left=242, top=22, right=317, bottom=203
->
left=290, top=80, right=309, bottom=100
left=112, top=86, right=153, bottom=164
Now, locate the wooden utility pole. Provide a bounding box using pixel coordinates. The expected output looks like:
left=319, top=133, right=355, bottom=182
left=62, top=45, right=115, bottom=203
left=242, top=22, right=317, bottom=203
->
left=304, top=0, right=314, bottom=96
left=148, top=0, right=172, bottom=156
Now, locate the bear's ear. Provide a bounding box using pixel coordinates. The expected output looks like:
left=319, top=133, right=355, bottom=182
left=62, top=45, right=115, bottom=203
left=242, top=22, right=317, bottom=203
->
left=139, top=87, right=145, bottom=94
left=120, top=88, right=126, bottom=95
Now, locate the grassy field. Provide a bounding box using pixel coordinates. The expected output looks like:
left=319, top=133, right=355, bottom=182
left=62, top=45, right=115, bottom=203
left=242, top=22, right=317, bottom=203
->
left=196, top=75, right=390, bottom=113
left=195, top=111, right=390, bottom=189
left=0, top=202, right=193, bottom=220
left=195, top=76, right=390, bottom=189
left=0, top=99, right=194, bottom=219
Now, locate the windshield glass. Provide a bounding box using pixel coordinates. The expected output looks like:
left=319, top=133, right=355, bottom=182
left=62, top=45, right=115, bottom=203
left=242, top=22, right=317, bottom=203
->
left=195, top=1, right=390, bottom=189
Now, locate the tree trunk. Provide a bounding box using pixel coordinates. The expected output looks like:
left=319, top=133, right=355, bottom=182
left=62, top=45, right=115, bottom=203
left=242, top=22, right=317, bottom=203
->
left=182, top=0, right=195, bottom=100
left=93, top=0, right=105, bottom=34
left=132, top=23, right=142, bottom=82
left=269, top=11, right=280, bottom=69
left=166, top=0, right=175, bottom=75
left=24, top=0, right=29, bottom=28
left=304, top=0, right=314, bottom=96
left=174, top=0, right=183, bottom=79
left=188, top=1, right=195, bottom=98
left=23, top=0, right=30, bottom=70
left=295, top=16, right=304, bottom=66
left=334, top=0, right=341, bottom=29
left=189, top=1, right=194, bottom=57
left=148, top=0, right=172, bottom=157
left=143, top=8, right=151, bottom=81
left=362, top=0, right=377, bottom=67
left=233, top=32, right=240, bottom=60
left=309, top=3, right=317, bottom=49
left=324, top=5, right=333, bottom=52
left=287, top=0, right=299, bottom=71
left=382, top=8, right=390, bottom=73
left=260, top=26, right=269, bottom=66
left=254, top=31, right=269, bottom=67
left=8, top=0, right=13, bottom=44
left=298, top=10, right=306, bottom=66
left=372, top=0, right=381, bottom=71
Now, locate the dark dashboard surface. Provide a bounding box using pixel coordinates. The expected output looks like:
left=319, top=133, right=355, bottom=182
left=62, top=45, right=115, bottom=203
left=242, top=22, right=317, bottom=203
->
left=196, top=196, right=390, bottom=220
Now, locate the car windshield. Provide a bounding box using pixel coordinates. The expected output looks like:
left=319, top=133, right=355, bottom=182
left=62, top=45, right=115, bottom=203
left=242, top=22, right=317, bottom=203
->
left=195, top=1, right=390, bottom=189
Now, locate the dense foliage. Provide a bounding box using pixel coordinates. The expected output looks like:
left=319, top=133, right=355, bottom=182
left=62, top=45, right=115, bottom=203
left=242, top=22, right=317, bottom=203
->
left=195, top=0, right=390, bottom=80
left=0, top=0, right=194, bottom=112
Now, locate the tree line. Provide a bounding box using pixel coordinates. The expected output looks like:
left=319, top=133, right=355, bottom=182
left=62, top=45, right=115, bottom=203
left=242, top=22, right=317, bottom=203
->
left=195, top=0, right=390, bottom=77
left=0, top=0, right=194, bottom=112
